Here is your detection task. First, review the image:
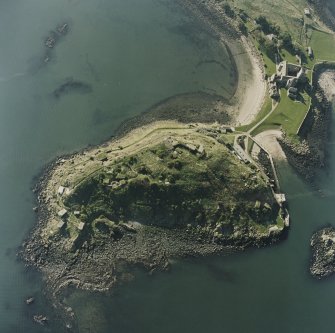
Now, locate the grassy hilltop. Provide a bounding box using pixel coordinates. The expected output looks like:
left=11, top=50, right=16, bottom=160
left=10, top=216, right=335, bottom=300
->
left=41, top=123, right=284, bottom=251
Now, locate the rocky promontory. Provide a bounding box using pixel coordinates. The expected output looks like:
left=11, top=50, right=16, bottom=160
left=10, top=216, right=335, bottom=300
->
left=22, top=121, right=287, bottom=295
left=310, top=226, right=335, bottom=279
left=278, top=64, right=334, bottom=182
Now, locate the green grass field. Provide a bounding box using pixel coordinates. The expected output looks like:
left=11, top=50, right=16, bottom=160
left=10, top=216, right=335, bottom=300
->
left=234, top=0, right=307, bottom=42
left=251, top=89, right=310, bottom=136
left=310, top=30, right=335, bottom=61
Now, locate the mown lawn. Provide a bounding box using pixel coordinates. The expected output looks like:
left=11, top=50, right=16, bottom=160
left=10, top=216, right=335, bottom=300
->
left=252, top=89, right=310, bottom=136
left=310, top=30, right=335, bottom=61
left=280, top=49, right=299, bottom=64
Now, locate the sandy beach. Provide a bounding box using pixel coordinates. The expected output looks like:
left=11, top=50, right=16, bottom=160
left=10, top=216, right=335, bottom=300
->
left=232, top=37, right=267, bottom=126
left=206, top=0, right=267, bottom=127
left=254, top=130, right=286, bottom=161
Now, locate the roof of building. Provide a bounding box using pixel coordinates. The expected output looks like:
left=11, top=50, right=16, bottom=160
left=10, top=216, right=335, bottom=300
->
left=269, top=226, right=280, bottom=233
left=288, top=87, right=298, bottom=93
left=78, top=222, right=85, bottom=230
left=103, top=178, right=110, bottom=185
left=57, top=186, right=65, bottom=195
left=275, top=193, right=286, bottom=204
left=198, top=145, right=205, bottom=154
left=277, top=61, right=303, bottom=79
left=297, top=68, right=306, bottom=78
left=57, top=221, right=65, bottom=229
left=304, top=8, right=311, bottom=15
left=255, top=200, right=261, bottom=209
left=266, top=34, right=276, bottom=41
left=234, top=144, right=250, bottom=163
left=57, top=209, right=68, bottom=217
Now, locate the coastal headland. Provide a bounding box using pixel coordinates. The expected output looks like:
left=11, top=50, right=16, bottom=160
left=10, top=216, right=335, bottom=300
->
left=21, top=0, right=335, bottom=326
left=23, top=121, right=288, bottom=294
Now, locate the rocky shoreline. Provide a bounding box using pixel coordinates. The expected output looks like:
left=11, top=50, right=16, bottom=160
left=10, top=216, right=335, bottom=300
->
left=115, top=92, right=233, bottom=138
left=20, top=120, right=288, bottom=331
left=21, top=124, right=287, bottom=288
left=310, top=226, right=335, bottom=279
left=278, top=64, right=335, bottom=182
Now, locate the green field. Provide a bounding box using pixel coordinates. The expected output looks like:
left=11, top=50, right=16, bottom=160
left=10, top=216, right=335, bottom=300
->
left=310, top=30, right=335, bottom=61
left=252, top=89, right=310, bottom=136
left=234, top=0, right=308, bottom=42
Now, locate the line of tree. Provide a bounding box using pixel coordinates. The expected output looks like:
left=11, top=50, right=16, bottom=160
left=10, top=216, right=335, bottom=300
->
left=255, top=15, right=280, bottom=35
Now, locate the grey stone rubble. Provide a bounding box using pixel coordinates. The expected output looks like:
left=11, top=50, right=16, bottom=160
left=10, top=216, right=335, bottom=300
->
left=310, top=226, right=335, bottom=279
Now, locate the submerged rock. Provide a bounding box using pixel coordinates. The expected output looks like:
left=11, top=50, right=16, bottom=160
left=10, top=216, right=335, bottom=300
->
left=310, top=226, right=335, bottom=279
left=57, top=23, right=69, bottom=35
left=33, top=314, right=48, bottom=325
left=53, top=78, right=92, bottom=99
left=26, top=297, right=35, bottom=305
left=45, top=36, right=56, bottom=49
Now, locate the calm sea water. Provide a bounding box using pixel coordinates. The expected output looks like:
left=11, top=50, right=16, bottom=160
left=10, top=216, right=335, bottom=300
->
left=329, top=0, right=335, bottom=14
left=0, top=0, right=234, bottom=332
left=1, top=0, right=335, bottom=332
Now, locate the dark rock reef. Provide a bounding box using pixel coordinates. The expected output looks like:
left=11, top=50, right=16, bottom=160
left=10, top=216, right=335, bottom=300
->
left=43, top=22, right=71, bottom=64
left=53, top=78, right=92, bottom=99
left=310, top=226, right=335, bottom=279
left=116, top=92, right=232, bottom=137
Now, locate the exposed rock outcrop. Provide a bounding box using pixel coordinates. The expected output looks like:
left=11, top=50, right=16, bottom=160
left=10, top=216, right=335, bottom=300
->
left=310, top=226, right=335, bottom=278
left=279, top=66, right=334, bottom=181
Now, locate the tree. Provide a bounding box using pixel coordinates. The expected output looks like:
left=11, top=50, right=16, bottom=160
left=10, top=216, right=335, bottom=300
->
left=238, top=22, right=248, bottom=35
left=255, top=15, right=270, bottom=33
left=261, top=39, right=278, bottom=61
left=280, top=31, right=293, bottom=49
left=223, top=3, right=235, bottom=18
left=255, top=16, right=280, bottom=35
left=238, top=9, right=248, bottom=22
